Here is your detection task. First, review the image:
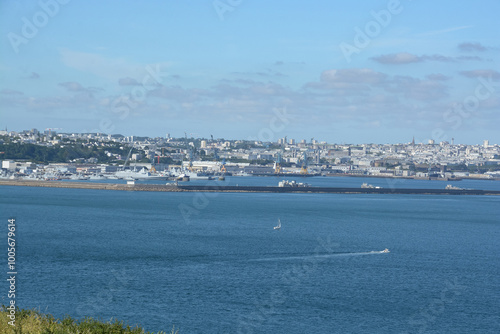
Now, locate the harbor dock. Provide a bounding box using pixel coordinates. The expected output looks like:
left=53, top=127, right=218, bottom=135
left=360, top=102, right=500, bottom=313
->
left=1, top=180, right=499, bottom=195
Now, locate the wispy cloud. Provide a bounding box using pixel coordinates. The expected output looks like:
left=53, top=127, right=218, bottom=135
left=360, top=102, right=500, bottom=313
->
left=371, top=53, right=421, bottom=65
left=417, top=25, right=474, bottom=37
left=371, top=52, right=483, bottom=65
left=458, top=42, right=488, bottom=52
left=59, top=48, right=137, bottom=81
left=59, top=48, right=171, bottom=82
left=3, top=66, right=496, bottom=139
left=459, top=69, right=500, bottom=81
left=320, top=68, right=387, bottom=85
left=59, top=82, right=86, bottom=92
left=118, top=77, right=140, bottom=86
left=58, top=82, right=104, bottom=96
left=426, top=74, right=450, bottom=81
left=230, top=68, right=287, bottom=78
left=1, top=89, right=24, bottom=95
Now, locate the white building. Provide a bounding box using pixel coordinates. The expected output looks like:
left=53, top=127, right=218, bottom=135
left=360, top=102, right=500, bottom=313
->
left=2, top=160, right=15, bottom=170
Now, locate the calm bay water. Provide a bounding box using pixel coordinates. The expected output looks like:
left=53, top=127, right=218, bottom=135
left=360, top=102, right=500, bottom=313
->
left=1, top=177, right=499, bottom=333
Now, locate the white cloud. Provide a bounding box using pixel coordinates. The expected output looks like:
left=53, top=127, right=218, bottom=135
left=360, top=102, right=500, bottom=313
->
left=4, top=65, right=495, bottom=141
left=59, top=48, right=172, bottom=82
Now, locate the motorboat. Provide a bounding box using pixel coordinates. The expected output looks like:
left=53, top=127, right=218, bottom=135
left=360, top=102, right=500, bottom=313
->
left=381, top=248, right=390, bottom=253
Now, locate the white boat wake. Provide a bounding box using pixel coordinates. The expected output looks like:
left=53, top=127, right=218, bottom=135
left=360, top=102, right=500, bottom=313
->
left=251, top=250, right=390, bottom=262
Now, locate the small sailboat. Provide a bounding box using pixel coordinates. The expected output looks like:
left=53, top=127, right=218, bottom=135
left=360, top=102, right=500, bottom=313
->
left=274, top=219, right=281, bottom=230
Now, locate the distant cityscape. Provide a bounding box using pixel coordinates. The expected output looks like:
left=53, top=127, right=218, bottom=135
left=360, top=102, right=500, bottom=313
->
left=1, top=128, right=499, bottom=181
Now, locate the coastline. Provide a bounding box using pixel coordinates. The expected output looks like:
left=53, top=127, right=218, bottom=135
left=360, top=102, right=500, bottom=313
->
left=1, top=180, right=499, bottom=195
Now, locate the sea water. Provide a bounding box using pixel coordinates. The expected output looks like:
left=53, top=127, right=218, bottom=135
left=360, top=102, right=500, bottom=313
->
left=1, top=180, right=499, bottom=333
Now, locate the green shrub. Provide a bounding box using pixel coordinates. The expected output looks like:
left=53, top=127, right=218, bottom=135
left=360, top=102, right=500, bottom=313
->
left=0, top=306, right=176, bottom=334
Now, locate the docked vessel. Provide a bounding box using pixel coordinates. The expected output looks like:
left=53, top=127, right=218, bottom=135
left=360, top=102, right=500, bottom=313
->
left=445, top=184, right=463, bottom=190
left=278, top=180, right=310, bottom=187
left=88, top=174, right=107, bottom=180
left=114, top=167, right=151, bottom=180
left=361, top=183, right=382, bottom=189
left=70, top=173, right=89, bottom=180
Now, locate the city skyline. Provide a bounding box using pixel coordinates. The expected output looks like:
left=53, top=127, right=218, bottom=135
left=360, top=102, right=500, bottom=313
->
left=1, top=0, right=499, bottom=145
left=2, top=127, right=498, bottom=147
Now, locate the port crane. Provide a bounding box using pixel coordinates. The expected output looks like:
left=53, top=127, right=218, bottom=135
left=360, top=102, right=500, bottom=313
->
left=187, top=149, right=195, bottom=172
left=220, top=158, right=227, bottom=174
left=45, top=128, right=62, bottom=136
left=148, top=143, right=157, bottom=173
left=274, top=152, right=282, bottom=174
left=122, top=145, right=134, bottom=170
left=300, top=151, right=308, bottom=174
left=212, top=148, right=224, bottom=172
left=274, top=137, right=288, bottom=174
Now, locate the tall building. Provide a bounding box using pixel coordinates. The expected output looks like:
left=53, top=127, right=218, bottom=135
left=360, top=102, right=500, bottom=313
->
left=483, top=140, right=489, bottom=148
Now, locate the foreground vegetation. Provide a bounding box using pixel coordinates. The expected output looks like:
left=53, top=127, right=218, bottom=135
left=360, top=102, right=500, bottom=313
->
left=0, top=307, right=176, bottom=334
left=0, top=141, right=119, bottom=164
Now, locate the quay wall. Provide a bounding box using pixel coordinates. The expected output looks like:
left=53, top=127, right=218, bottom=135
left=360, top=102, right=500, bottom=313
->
left=0, top=180, right=183, bottom=192
left=1, top=180, right=499, bottom=195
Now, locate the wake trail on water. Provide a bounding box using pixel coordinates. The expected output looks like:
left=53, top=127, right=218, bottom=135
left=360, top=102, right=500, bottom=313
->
left=250, top=251, right=388, bottom=262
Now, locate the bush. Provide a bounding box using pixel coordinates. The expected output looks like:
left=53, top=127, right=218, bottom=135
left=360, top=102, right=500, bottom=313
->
left=0, top=306, right=176, bottom=334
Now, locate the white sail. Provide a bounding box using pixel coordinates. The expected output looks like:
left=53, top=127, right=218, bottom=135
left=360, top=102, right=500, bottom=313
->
left=274, top=219, right=281, bottom=230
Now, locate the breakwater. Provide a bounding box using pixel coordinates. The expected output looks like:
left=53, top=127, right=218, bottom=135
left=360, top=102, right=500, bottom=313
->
left=1, top=180, right=499, bottom=195
left=0, top=180, right=183, bottom=192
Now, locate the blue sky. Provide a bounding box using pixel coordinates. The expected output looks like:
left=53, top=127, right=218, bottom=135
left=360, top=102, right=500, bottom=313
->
left=1, top=0, right=499, bottom=144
